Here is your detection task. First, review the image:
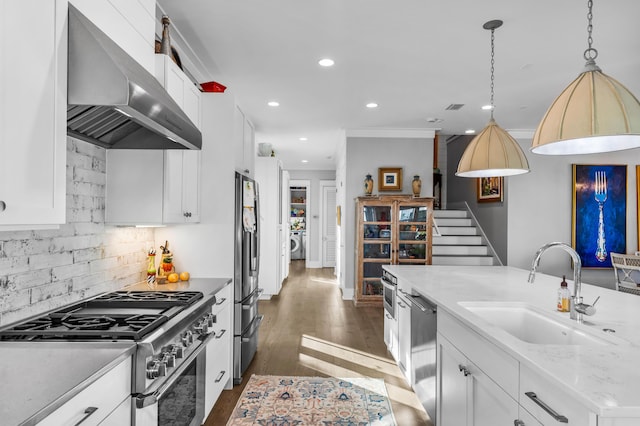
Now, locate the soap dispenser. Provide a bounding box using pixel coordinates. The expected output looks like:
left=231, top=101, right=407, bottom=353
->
left=557, top=275, right=570, bottom=312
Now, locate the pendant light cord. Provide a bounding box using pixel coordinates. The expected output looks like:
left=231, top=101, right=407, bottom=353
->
left=584, top=0, right=598, bottom=61
left=489, top=27, right=495, bottom=120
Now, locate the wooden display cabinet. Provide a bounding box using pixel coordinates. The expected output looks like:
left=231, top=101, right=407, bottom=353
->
left=355, top=195, right=434, bottom=306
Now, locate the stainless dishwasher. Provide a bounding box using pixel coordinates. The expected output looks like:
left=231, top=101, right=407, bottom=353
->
left=411, top=294, right=437, bottom=423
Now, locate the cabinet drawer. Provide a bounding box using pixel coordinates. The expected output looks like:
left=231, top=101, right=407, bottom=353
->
left=39, top=357, right=132, bottom=426
left=520, top=364, right=596, bottom=426
left=438, top=309, right=518, bottom=399
left=212, top=284, right=232, bottom=317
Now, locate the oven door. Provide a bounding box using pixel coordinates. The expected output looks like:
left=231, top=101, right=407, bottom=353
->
left=382, top=275, right=396, bottom=319
left=134, top=334, right=214, bottom=426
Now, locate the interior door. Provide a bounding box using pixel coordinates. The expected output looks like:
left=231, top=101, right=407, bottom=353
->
left=322, top=184, right=337, bottom=267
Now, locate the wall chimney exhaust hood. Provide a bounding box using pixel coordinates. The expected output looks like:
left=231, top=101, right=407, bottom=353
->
left=66, top=5, right=202, bottom=150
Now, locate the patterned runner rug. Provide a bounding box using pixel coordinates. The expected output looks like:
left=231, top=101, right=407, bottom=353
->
left=227, top=375, right=397, bottom=425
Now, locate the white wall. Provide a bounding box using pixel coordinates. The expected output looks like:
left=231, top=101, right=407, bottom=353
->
left=508, top=138, right=639, bottom=289
left=343, top=130, right=435, bottom=299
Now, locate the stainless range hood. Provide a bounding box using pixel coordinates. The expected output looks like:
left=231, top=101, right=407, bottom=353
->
left=67, top=5, right=202, bottom=150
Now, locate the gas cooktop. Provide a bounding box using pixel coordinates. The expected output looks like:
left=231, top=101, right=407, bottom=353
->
left=0, top=290, right=205, bottom=341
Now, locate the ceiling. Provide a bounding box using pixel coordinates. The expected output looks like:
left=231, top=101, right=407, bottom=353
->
left=157, top=0, right=640, bottom=170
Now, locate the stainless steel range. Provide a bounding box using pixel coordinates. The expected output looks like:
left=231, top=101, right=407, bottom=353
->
left=0, top=289, right=219, bottom=426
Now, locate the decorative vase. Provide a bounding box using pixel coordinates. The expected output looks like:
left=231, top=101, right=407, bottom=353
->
left=160, top=15, right=172, bottom=56
left=412, top=175, right=422, bottom=197
left=364, top=174, right=374, bottom=195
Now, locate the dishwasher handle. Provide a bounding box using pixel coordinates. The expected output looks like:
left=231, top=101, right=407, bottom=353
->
left=411, top=295, right=436, bottom=314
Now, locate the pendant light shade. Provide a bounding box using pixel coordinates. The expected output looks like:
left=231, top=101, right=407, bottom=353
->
left=531, top=61, right=640, bottom=154
left=456, top=19, right=530, bottom=178
left=531, top=0, right=640, bottom=155
left=456, top=118, right=530, bottom=177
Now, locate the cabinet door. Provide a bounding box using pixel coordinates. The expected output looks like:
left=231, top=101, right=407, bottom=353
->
left=163, top=151, right=200, bottom=223
left=204, top=285, right=232, bottom=417
left=234, top=106, right=248, bottom=174
left=396, top=201, right=431, bottom=265
left=0, top=0, right=66, bottom=227
left=397, top=293, right=412, bottom=384
left=438, top=335, right=469, bottom=426
left=359, top=203, right=392, bottom=302
left=184, top=82, right=202, bottom=129
left=469, top=362, right=519, bottom=426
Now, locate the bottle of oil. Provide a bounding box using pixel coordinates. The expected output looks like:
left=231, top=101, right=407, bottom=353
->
left=557, top=275, right=570, bottom=312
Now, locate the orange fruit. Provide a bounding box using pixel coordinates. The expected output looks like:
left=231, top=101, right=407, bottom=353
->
left=179, top=272, right=190, bottom=281
left=167, top=273, right=179, bottom=283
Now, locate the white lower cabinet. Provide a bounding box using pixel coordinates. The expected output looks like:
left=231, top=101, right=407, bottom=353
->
left=383, top=309, right=398, bottom=361
left=438, top=333, right=518, bottom=426
left=204, top=283, right=233, bottom=418
left=437, top=309, right=601, bottom=426
left=39, top=357, right=132, bottom=426
left=396, top=292, right=412, bottom=384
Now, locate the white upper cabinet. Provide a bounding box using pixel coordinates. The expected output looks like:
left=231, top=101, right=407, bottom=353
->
left=163, top=150, right=201, bottom=224
left=155, top=54, right=202, bottom=130
left=234, top=106, right=255, bottom=177
left=106, top=150, right=200, bottom=225
left=69, top=0, right=155, bottom=74
left=0, top=0, right=67, bottom=229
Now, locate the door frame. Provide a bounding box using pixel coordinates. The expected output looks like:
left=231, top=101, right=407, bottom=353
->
left=320, top=180, right=337, bottom=270
left=289, top=179, right=310, bottom=267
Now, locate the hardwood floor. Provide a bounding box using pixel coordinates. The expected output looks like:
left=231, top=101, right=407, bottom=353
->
left=205, top=260, right=431, bottom=425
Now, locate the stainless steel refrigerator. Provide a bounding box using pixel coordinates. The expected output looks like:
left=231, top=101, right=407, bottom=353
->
left=233, top=172, right=263, bottom=384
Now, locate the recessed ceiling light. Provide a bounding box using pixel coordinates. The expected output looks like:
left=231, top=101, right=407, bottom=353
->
left=268, top=101, right=280, bottom=107
left=481, top=104, right=494, bottom=110
left=465, top=129, right=476, bottom=134
left=366, top=103, right=378, bottom=108
left=318, top=58, right=334, bottom=67
left=299, top=137, right=308, bottom=141
left=301, top=160, right=309, bottom=163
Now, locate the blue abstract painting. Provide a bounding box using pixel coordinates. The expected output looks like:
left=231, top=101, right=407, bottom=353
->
left=572, top=164, right=627, bottom=268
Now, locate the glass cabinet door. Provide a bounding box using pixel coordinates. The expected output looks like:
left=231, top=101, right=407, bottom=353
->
left=360, top=204, right=391, bottom=297
left=397, top=204, right=429, bottom=264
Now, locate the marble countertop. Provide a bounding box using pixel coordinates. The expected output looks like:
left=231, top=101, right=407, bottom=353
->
left=0, top=341, right=135, bottom=426
left=0, top=277, right=232, bottom=425
left=384, top=265, right=640, bottom=417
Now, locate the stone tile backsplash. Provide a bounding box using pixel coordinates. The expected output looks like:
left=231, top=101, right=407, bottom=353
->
left=0, top=138, right=154, bottom=326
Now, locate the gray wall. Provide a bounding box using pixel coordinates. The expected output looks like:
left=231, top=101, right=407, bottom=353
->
left=446, top=135, right=509, bottom=263
left=344, top=135, right=434, bottom=296
left=288, top=170, right=336, bottom=266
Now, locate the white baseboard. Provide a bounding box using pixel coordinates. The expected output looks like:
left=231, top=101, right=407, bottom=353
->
left=341, top=287, right=354, bottom=300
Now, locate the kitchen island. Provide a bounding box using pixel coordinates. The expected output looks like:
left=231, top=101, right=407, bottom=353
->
left=385, top=265, right=640, bottom=425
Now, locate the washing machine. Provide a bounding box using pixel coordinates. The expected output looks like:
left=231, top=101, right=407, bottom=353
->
left=291, top=231, right=305, bottom=260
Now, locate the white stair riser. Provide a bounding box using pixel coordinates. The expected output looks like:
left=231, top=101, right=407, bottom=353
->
left=433, top=246, right=489, bottom=256
left=436, top=226, right=479, bottom=236
left=433, top=210, right=469, bottom=219
left=434, top=218, right=473, bottom=227
left=433, top=236, right=483, bottom=246
left=432, top=256, right=495, bottom=266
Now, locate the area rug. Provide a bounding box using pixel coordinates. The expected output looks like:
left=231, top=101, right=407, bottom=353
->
left=227, top=375, right=397, bottom=425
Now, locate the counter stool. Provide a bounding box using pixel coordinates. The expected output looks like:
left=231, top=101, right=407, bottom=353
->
left=611, top=252, right=640, bottom=296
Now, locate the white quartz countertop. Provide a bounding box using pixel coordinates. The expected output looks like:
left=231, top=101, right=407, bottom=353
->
left=0, top=341, right=135, bottom=426
left=384, top=265, right=640, bottom=417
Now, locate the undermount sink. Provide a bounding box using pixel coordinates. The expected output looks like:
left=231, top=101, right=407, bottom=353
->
left=459, top=301, right=615, bottom=346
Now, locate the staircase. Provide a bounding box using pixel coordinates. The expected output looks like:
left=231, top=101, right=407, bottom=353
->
left=432, top=210, right=500, bottom=266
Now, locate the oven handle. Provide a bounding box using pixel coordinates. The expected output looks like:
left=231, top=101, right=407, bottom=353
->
left=381, top=277, right=396, bottom=291
left=134, top=330, right=217, bottom=409
left=242, top=315, right=264, bottom=342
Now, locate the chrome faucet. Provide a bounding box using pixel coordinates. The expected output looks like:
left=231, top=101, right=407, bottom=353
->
left=528, top=242, right=597, bottom=322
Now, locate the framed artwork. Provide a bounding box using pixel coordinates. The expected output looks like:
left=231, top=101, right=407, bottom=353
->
left=378, top=167, right=403, bottom=191
left=572, top=164, right=627, bottom=268
left=477, top=177, right=503, bottom=203
left=336, top=205, right=341, bottom=226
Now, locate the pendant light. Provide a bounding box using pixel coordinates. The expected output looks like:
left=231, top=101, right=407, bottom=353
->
left=456, top=20, right=530, bottom=178
left=531, top=0, right=640, bottom=155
